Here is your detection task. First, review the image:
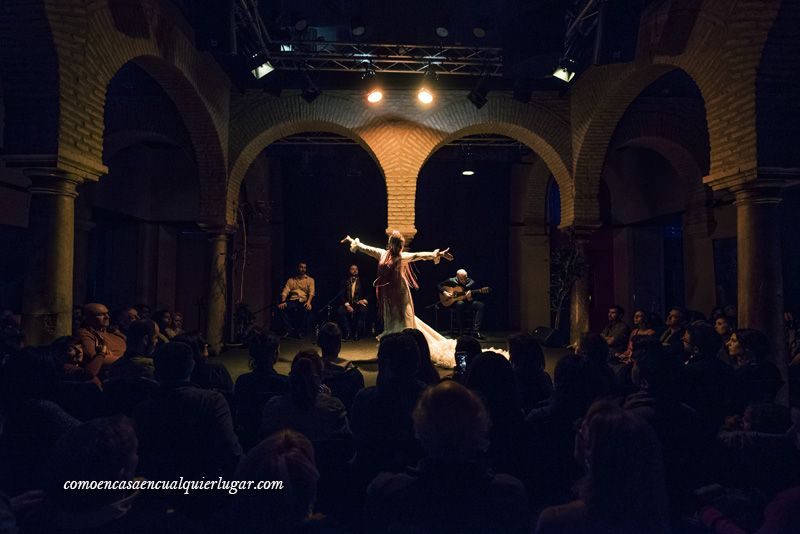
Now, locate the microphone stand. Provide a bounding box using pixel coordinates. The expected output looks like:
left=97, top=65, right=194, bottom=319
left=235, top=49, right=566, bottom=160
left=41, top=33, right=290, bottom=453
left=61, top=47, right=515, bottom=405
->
left=317, top=289, right=344, bottom=333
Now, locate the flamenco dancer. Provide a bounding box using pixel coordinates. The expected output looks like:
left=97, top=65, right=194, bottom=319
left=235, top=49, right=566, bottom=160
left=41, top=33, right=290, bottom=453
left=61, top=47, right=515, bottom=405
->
left=341, top=231, right=460, bottom=367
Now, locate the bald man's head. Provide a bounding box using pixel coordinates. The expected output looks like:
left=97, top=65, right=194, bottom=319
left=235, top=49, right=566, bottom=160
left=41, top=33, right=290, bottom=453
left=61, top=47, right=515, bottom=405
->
left=83, top=303, right=110, bottom=330
left=456, top=269, right=468, bottom=283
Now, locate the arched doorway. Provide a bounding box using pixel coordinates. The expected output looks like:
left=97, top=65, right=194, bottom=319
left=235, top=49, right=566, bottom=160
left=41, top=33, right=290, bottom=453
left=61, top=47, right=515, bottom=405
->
left=597, top=69, right=712, bottom=326
left=233, top=131, right=387, bottom=336
left=415, top=134, right=548, bottom=333
left=81, top=61, right=204, bottom=329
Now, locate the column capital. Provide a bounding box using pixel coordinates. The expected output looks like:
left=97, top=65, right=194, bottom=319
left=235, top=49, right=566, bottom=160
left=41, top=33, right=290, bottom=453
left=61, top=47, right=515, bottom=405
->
left=560, top=220, right=601, bottom=241
left=23, top=168, right=83, bottom=198
left=731, top=183, right=784, bottom=206
left=3, top=152, right=106, bottom=182
left=706, top=166, right=800, bottom=193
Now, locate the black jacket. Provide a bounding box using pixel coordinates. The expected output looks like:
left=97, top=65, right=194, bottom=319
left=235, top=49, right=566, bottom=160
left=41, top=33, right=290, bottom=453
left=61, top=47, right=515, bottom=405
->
left=341, top=276, right=368, bottom=306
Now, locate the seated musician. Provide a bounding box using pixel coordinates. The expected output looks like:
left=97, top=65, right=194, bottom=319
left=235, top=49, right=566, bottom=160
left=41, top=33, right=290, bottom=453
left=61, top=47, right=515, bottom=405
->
left=277, top=261, right=315, bottom=338
left=336, top=264, right=368, bottom=341
left=438, top=269, right=485, bottom=339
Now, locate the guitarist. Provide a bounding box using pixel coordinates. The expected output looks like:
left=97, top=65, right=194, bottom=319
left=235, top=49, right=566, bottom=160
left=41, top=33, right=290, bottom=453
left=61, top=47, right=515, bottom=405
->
left=438, top=269, right=486, bottom=339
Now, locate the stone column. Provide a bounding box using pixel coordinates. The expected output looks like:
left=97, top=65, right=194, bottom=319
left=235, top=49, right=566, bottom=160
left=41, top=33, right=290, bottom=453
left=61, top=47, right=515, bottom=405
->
left=569, top=235, right=591, bottom=345
left=733, top=184, right=787, bottom=384
left=204, top=228, right=232, bottom=355
left=72, top=211, right=95, bottom=307
left=22, top=169, right=82, bottom=345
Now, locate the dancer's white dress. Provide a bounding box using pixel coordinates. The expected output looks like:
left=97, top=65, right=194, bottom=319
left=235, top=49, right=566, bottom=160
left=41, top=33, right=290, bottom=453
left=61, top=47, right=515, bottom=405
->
left=349, top=238, right=458, bottom=367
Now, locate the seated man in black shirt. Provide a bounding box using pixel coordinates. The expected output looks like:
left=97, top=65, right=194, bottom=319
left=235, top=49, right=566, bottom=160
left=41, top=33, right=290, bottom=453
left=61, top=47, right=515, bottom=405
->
left=600, top=304, right=630, bottom=356
left=438, top=269, right=486, bottom=339
left=336, top=264, right=369, bottom=341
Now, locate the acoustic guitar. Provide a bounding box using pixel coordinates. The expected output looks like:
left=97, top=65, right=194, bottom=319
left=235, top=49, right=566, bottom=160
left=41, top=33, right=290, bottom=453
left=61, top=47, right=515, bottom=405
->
left=439, top=286, right=491, bottom=307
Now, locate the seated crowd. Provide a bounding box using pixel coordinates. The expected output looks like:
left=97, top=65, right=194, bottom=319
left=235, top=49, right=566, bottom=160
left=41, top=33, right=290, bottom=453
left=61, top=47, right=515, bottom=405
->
left=0, top=301, right=799, bottom=533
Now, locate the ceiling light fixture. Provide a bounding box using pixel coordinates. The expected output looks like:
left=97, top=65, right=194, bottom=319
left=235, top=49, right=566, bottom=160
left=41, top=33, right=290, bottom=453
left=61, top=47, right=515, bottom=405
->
left=418, top=64, right=436, bottom=105
left=553, top=58, right=576, bottom=82
left=362, top=64, right=382, bottom=104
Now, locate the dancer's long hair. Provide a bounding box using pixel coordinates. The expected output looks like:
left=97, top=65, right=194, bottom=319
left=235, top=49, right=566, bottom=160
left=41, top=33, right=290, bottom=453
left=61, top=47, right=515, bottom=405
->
left=387, top=230, right=404, bottom=258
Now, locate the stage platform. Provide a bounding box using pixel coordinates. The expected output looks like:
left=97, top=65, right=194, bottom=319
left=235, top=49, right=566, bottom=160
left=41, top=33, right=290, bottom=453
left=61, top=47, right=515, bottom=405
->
left=214, top=332, right=570, bottom=388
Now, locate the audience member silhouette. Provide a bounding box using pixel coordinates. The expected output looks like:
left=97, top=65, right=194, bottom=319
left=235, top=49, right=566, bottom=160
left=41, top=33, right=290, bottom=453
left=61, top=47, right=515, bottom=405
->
left=526, top=354, right=594, bottom=509
left=106, top=320, right=158, bottom=381
left=134, top=342, right=242, bottom=484
left=316, top=322, right=365, bottom=410
left=466, top=351, right=528, bottom=479
left=0, top=348, right=79, bottom=495
left=536, top=401, right=669, bottom=534
left=365, top=381, right=531, bottom=534
left=234, top=332, right=289, bottom=450
left=727, top=328, right=783, bottom=410
left=29, top=416, right=200, bottom=533
left=576, top=331, right=618, bottom=400
left=507, top=332, right=553, bottom=412
left=224, top=430, right=320, bottom=534
left=175, top=332, right=234, bottom=397
left=403, top=327, right=441, bottom=385
left=260, top=349, right=351, bottom=442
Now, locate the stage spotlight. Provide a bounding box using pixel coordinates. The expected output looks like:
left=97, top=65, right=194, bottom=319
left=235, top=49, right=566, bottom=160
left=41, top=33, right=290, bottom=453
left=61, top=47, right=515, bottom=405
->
left=418, top=87, right=434, bottom=104
left=362, top=66, right=383, bottom=104
left=302, top=85, right=320, bottom=103
left=553, top=58, right=576, bottom=82
left=249, top=53, right=276, bottom=80
left=301, top=72, right=320, bottom=103
left=461, top=169, right=475, bottom=176
left=467, top=76, right=490, bottom=109
left=251, top=61, right=275, bottom=79
left=351, top=16, right=366, bottom=37
left=418, top=65, right=436, bottom=104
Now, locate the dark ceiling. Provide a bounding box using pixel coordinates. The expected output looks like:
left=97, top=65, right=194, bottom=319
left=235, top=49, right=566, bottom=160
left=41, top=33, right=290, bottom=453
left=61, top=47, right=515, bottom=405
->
left=175, top=0, right=651, bottom=93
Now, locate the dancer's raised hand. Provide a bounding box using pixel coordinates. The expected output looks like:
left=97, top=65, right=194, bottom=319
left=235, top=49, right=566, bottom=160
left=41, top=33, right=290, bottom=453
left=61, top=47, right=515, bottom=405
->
left=340, top=235, right=353, bottom=244
left=440, top=247, right=454, bottom=261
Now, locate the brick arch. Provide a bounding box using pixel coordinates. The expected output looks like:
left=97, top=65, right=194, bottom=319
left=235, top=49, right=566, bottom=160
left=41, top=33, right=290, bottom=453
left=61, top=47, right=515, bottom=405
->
left=571, top=0, right=784, bottom=224
left=610, top=108, right=709, bottom=186
left=45, top=0, right=231, bottom=223
left=421, top=96, right=574, bottom=224
left=424, top=123, right=574, bottom=229
left=571, top=63, right=679, bottom=226
left=226, top=95, right=384, bottom=224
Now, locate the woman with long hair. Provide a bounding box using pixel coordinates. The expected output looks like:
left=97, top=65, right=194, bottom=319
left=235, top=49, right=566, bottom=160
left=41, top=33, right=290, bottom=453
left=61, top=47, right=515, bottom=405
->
left=342, top=232, right=460, bottom=367
left=342, top=231, right=452, bottom=335
left=537, top=401, right=669, bottom=534
left=260, top=350, right=350, bottom=441
left=402, top=327, right=440, bottom=384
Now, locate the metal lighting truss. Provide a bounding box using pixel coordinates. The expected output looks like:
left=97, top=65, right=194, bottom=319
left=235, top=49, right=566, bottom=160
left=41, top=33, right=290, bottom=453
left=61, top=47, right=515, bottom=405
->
left=266, top=41, right=503, bottom=77
left=272, top=133, right=527, bottom=149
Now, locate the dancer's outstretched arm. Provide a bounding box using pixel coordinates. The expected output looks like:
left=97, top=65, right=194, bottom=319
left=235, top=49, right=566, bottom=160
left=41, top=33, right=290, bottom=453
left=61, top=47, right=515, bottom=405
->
left=403, top=247, right=454, bottom=264
left=341, top=235, right=384, bottom=260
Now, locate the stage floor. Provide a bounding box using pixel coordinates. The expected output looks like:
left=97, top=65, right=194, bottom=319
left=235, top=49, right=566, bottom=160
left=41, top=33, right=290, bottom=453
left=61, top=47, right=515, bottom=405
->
left=215, top=332, right=570, bottom=388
